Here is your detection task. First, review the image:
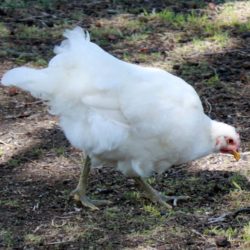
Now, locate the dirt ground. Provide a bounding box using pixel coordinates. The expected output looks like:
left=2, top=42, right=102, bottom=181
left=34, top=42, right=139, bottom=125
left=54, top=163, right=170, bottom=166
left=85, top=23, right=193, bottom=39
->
left=0, top=1, right=249, bottom=249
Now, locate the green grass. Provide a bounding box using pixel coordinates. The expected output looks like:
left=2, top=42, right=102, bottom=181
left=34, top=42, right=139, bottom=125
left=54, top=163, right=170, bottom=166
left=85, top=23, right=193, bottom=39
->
left=148, top=4, right=249, bottom=44
left=186, top=11, right=209, bottom=29
left=216, top=2, right=250, bottom=26
left=123, top=19, right=146, bottom=33
left=209, top=31, right=229, bottom=46
left=31, top=148, right=43, bottom=158
left=0, top=22, right=71, bottom=64
left=54, top=146, right=66, bottom=156
left=0, top=199, right=19, bottom=207
left=0, top=1, right=249, bottom=248
left=16, top=25, right=46, bottom=40
left=243, top=223, right=250, bottom=242
left=204, top=226, right=238, bottom=241
left=205, top=74, right=220, bottom=86
left=229, top=173, right=248, bottom=191
left=237, top=21, right=250, bottom=33
left=178, top=62, right=213, bottom=83
left=143, top=204, right=161, bottom=217
left=70, top=10, right=86, bottom=21
left=90, top=26, right=123, bottom=46
left=136, top=52, right=162, bottom=62
left=128, top=33, right=149, bottom=42
left=147, top=177, right=156, bottom=185
left=32, top=58, right=48, bottom=67
left=203, top=22, right=221, bottom=36
left=0, top=0, right=56, bottom=9
left=104, top=207, right=121, bottom=219
left=173, top=30, right=231, bottom=58
left=0, top=230, right=14, bottom=248
left=0, top=0, right=27, bottom=8
left=227, top=189, right=250, bottom=208
left=224, top=173, right=250, bottom=208
left=124, top=191, right=141, bottom=201
left=156, top=10, right=178, bottom=24
left=24, top=234, right=42, bottom=245
left=217, top=5, right=239, bottom=26
left=153, top=9, right=211, bottom=32
left=15, top=24, right=65, bottom=40
left=0, top=148, right=3, bottom=157
left=8, top=158, right=21, bottom=167
left=0, top=23, right=10, bottom=38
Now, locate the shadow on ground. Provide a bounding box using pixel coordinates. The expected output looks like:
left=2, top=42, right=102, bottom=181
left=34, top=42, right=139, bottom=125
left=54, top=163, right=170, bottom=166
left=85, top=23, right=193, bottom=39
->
left=0, top=0, right=250, bottom=249
left=0, top=126, right=249, bottom=248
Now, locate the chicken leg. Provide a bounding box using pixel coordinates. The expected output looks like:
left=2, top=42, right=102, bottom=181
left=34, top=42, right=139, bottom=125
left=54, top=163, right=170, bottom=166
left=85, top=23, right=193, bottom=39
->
left=70, top=155, right=111, bottom=210
left=133, top=176, right=190, bottom=209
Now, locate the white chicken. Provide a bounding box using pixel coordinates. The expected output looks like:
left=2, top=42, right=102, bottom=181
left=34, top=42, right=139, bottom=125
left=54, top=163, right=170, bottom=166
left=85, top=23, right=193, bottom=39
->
left=2, top=27, right=241, bottom=210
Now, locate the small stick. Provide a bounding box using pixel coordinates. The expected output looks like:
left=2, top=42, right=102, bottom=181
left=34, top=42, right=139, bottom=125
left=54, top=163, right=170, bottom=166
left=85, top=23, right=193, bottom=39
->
left=208, top=207, right=250, bottom=224
left=191, top=229, right=207, bottom=240
left=0, top=140, right=9, bottom=145
left=0, top=139, right=13, bottom=147
left=46, top=240, right=74, bottom=245
left=202, top=97, right=212, bottom=115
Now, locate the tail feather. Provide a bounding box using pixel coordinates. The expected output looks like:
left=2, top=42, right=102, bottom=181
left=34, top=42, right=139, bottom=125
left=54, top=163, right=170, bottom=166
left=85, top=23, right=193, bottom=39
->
left=1, top=67, right=52, bottom=99
left=54, top=26, right=90, bottom=54
left=1, top=26, right=132, bottom=102
left=2, top=67, right=41, bottom=86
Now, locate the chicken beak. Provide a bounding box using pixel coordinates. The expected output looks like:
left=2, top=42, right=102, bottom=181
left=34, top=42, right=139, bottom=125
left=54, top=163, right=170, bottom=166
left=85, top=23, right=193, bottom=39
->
left=232, top=150, right=240, bottom=161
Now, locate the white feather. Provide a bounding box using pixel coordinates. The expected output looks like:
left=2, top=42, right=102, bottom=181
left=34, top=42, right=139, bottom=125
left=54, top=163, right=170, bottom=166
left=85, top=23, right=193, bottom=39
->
left=1, top=26, right=239, bottom=178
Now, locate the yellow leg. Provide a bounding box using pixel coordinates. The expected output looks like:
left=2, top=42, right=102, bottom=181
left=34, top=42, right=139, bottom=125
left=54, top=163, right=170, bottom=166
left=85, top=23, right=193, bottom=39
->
left=70, top=156, right=111, bottom=210
left=133, top=176, right=189, bottom=208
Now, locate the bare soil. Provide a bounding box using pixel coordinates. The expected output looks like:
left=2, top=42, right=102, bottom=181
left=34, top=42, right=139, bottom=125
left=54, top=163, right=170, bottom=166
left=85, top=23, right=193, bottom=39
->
left=0, top=1, right=249, bottom=249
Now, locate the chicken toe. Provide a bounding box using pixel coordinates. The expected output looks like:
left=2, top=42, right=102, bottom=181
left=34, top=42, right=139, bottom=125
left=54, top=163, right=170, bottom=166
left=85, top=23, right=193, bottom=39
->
left=134, top=176, right=189, bottom=209
left=159, top=194, right=190, bottom=207
left=70, top=155, right=112, bottom=210
left=70, top=188, right=99, bottom=210
left=70, top=188, right=112, bottom=210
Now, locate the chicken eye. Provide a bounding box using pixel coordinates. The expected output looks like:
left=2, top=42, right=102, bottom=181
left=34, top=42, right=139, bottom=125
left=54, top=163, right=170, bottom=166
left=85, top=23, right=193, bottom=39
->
left=227, top=138, right=234, bottom=145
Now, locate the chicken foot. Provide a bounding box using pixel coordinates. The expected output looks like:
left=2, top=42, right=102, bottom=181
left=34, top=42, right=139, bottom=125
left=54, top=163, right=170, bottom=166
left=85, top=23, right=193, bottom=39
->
left=70, top=155, right=111, bottom=210
left=133, top=176, right=190, bottom=209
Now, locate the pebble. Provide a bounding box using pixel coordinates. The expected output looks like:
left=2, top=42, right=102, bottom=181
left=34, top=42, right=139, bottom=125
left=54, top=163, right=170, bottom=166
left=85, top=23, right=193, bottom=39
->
left=215, top=236, right=231, bottom=248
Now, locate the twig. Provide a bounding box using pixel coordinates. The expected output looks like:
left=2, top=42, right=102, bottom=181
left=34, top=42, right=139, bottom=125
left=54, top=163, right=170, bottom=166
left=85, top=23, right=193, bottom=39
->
left=208, top=207, right=250, bottom=224
left=191, top=229, right=207, bottom=240
left=0, top=139, right=13, bottom=148
left=0, top=139, right=10, bottom=145
left=51, top=218, right=67, bottom=228
left=185, top=49, right=250, bottom=59
left=202, top=97, right=212, bottom=115
left=53, top=215, right=75, bottom=219
left=46, top=240, right=74, bottom=245
left=25, top=100, right=43, bottom=105
left=5, top=111, right=32, bottom=119
left=32, top=202, right=39, bottom=211
left=33, top=224, right=44, bottom=233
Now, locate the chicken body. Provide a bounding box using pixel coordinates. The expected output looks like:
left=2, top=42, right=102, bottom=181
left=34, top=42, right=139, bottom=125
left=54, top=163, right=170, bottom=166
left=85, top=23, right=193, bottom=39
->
left=2, top=27, right=240, bottom=209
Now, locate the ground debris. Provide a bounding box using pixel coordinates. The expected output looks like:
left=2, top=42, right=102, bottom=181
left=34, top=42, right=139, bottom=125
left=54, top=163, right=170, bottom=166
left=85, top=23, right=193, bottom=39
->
left=208, top=207, right=250, bottom=224
left=0, top=0, right=249, bottom=249
left=215, top=236, right=231, bottom=248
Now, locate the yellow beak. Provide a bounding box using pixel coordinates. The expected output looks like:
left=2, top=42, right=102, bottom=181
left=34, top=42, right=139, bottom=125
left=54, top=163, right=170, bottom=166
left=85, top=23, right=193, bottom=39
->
left=232, top=150, right=240, bottom=161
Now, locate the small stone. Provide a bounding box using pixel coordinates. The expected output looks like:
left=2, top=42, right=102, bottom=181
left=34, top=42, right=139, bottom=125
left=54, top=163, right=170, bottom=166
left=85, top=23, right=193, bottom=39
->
left=160, top=210, right=167, bottom=216
left=208, top=3, right=217, bottom=11
left=242, top=61, right=250, bottom=69
left=241, top=32, right=250, bottom=39
left=95, top=21, right=102, bottom=27
left=107, top=9, right=118, bottom=14
left=7, top=87, right=19, bottom=96
left=173, top=64, right=180, bottom=70
left=215, top=236, right=231, bottom=248
left=107, top=34, right=117, bottom=40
